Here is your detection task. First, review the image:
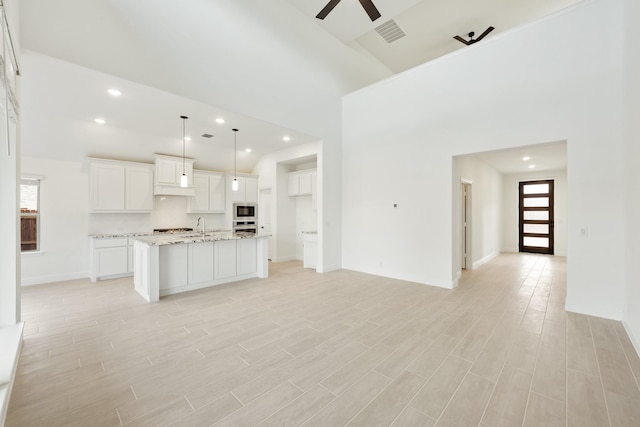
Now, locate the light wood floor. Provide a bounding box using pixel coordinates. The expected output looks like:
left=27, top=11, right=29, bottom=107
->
left=7, top=254, right=640, bottom=426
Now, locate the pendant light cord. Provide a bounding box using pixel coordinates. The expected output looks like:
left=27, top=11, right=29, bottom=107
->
left=182, top=118, right=186, bottom=175
left=233, top=128, right=238, bottom=181
left=180, top=115, right=188, bottom=175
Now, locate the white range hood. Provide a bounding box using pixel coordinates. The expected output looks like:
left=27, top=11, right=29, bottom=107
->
left=153, top=154, right=196, bottom=196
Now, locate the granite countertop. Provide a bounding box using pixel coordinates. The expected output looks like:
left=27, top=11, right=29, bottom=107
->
left=89, top=232, right=154, bottom=239
left=133, top=231, right=271, bottom=246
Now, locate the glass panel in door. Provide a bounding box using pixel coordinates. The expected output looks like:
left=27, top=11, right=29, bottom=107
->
left=519, top=180, right=554, bottom=255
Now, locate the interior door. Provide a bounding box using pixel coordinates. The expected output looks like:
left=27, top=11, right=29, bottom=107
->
left=461, top=182, right=471, bottom=269
left=259, top=188, right=273, bottom=260
left=519, top=180, right=554, bottom=255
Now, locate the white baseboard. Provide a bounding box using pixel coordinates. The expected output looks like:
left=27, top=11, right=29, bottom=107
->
left=271, top=256, right=296, bottom=263
left=342, top=264, right=455, bottom=289
left=21, top=271, right=90, bottom=286
left=622, top=320, right=640, bottom=358
left=317, top=263, right=341, bottom=273
left=473, top=252, right=499, bottom=269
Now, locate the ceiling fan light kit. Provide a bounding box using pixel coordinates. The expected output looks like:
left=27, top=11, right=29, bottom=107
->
left=316, top=0, right=381, bottom=22
left=453, top=26, right=495, bottom=46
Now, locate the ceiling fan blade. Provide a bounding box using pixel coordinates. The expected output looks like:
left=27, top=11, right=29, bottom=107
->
left=316, top=0, right=342, bottom=20
left=453, top=35, right=471, bottom=45
left=476, top=26, right=495, bottom=41
left=358, top=0, right=382, bottom=21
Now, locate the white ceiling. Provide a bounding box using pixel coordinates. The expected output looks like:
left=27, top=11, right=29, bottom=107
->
left=468, top=141, right=567, bottom=175
left=19, top=0, right=580, bottom=170
left=20, top=52, right=318, bottom=172
left=285, top=0, right=583, bottom=73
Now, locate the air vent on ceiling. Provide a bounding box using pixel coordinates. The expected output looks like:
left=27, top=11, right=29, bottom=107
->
left=201, top=133, right=214, bottom=138
left=375, top=19, right=406, bottom=44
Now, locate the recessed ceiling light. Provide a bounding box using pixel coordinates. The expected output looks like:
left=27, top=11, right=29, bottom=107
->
left=216, top=118, right=225, bottom=124
left=94, top=118, right=106, bottom=124
left=522, top=156, right=531, bottom=161
left=528, top=164, right=536, bottom=169
left=245, top=148, right=252, bottom=153
left=283, top=136, right=291, bottom=142
left=107, top=89, right=122, bottom=97
left=184, top=137, right=192, bottom=141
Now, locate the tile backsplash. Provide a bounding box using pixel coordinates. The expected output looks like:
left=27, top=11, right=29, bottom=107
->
left=88, top=195, right=229, bottom=234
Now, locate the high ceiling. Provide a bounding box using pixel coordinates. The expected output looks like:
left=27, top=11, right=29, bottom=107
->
left=285, top=0, right=582, bottom=73
left=19, top=0, right=581, bottom=171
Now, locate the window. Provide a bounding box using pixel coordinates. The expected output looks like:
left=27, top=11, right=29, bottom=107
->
left=20, top=178, right=40, bottom=252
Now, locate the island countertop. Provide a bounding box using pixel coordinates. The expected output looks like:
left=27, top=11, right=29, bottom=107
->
left=133, top=231, right=271, bottom=246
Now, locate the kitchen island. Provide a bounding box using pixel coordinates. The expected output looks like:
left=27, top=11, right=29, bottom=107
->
left=133, top=232, right=270, bottom=302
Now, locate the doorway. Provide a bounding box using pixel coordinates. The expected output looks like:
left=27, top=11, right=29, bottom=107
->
left=519, top=179, right=554, bottom=255
left=258, top=188, right=273, bottom=260
left=461, top=181, right=472, bottom=269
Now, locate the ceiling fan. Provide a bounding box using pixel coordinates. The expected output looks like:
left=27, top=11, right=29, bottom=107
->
left=453, top=26, right=495, bottom=45
left=316, top=0, right=382, bottom=22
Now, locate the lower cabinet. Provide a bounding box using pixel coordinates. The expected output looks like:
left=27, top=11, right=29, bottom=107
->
left=155, top=239, right=259, bottom=296
left=159, top=244, right=188, bottom=292
left=215, top=240, right=237, bottom=280
left=188, top=242, right=215, bottom=285
left=237, top=238, right=257, bottom=276
left=90, top=237, right=130, bottom=282
left=303, top=233, right=317, bottom=269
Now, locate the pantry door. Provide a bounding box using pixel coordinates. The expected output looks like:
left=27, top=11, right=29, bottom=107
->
left=519, top=180, right=554, bottom=255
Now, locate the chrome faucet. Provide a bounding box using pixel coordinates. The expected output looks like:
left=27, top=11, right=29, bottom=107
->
left=196, top=217, right=205, bottom=235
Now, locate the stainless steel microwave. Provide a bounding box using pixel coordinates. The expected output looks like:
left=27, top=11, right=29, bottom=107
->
left=233, top=203, right=257, bottom=220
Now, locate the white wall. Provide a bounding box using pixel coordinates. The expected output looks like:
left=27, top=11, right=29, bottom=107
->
left=0, top=0, right=20, bottom=327
left=21, top=157, right=89, bottom=285
left=252, top=141, right=320, bottom=263
left=453, top=156, right=503, bottom=274
left=343, top=0, right=626, bottom=319
left=20, top=156, right=231, bottom=285
left=623, top=0, right=640, bottom=351
left=501, top=170, right=567, bottom=256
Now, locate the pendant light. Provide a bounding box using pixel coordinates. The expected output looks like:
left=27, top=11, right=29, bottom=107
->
left=180, top=115, right=189, bottom=188
left=232, top=128, right=239, bottom=191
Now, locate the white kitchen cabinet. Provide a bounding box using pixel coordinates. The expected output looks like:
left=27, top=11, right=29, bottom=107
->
left=154, top=154, right=195, bottom=195
left=126, top=166, right=154, bottom=211
left=188, top=242, right=215, bottom=285
left=237, top=238, right=257, bottom=275
left=288, top=169, right=316, bottom=196
left=90, top=159, right=154, bottom=213
left=231, top=176, right=258, bottom=203
left=189, top=171, right=226, bottom=213
left=159, top=244, right=188, bottom=292
left=215, top=239, right=237, bottom=279
left=91, top=163, right=125, bottom=211
left=303, top=233, right=317, bottom=269
left=90, top=237, right=129, bottom=281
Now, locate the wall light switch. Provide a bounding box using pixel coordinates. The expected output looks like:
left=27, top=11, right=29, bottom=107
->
left=580, top=227, right=588, bottom=237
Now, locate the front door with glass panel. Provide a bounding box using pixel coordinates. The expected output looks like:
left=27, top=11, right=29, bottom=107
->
left=519, top=180, right=554, bottom=255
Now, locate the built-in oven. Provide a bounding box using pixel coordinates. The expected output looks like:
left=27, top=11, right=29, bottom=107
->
left=233, top=203, right=257, bottom=221
left=233, top=221, right=257, bottom=234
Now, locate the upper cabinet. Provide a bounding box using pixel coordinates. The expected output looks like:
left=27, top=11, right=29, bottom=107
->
left=231, top=175, right=258, bottom=203
left=189, top=171, right=226, bottom=213
left=288, top=169, right=316, bottom=197
left=90, top=158, right=154, bottom=213
left=154, top=154, right=195, bottom=196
